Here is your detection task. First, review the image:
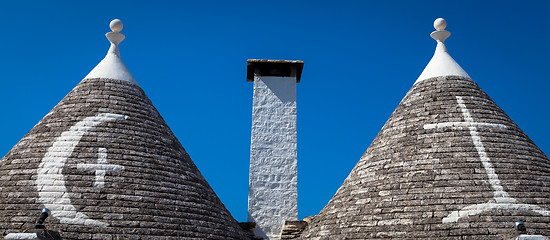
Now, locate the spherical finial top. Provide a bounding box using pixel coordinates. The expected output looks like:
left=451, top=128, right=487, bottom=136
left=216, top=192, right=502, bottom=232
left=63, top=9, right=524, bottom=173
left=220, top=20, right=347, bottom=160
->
left=434, top=18, right=447, bottom=31
left=110, top=19, right=123, bottom=33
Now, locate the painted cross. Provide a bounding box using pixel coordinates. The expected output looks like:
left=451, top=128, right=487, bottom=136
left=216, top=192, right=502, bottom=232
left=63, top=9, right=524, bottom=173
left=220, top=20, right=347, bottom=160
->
left=77, top=148, right=124, bottom=188
left=423, top=96, right=550, bottom=223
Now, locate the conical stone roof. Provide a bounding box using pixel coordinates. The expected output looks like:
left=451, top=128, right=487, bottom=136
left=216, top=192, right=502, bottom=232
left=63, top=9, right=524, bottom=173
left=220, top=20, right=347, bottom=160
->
left=301, top=19, right=550, bottom=239
left=0, top=20, right=248, bottom=239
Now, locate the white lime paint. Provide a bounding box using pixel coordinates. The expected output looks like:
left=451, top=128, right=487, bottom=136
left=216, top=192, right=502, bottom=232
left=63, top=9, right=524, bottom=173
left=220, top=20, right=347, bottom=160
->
left=456, top=96, right=514, bottom=202
left=36, top=113, right=127, bottom=227
left=443, top=202, right=550, bottom=224
left=248, top=76, right=298, bottom=239
left=76, top=148, right=124, bottom=188
left=423, top=96, right=550, bottom=223
left=415, top=18, right=470, bottom=84
left=515, top=235, right=550, bottom=240
left=4, top=233, right=39, bottom=240
left=84, top=19, right=136, bottom=84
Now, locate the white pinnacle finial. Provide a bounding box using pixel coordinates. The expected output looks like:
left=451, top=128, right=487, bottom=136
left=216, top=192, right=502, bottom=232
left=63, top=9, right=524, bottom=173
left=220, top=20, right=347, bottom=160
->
left=83, top=19, right=136, bottom=84
left=415, top=18, right=470, bottom=83
left=110, top=19, right=123, bottom=33
left=430, top=18, right=450, bottom=43
left=106, top=19, right=125, bottom=45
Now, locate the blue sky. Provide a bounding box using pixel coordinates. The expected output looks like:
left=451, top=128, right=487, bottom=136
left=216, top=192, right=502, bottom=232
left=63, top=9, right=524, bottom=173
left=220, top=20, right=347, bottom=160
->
left=1, top=0, right=549, bottom=222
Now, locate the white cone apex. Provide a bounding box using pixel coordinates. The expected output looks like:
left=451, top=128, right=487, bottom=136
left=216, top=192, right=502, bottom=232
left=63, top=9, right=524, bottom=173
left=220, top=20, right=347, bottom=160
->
left=84, top=19, right=137, bottom=84
left=415, top=18, right=470, bottom=84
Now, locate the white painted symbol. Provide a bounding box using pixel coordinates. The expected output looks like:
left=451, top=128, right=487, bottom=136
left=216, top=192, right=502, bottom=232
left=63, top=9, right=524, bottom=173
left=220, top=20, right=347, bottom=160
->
left=77, top=148, right=123, bottom=188
left=36, top=113, right=127, bottom=227
left=423, top=96, right=550, bottom=223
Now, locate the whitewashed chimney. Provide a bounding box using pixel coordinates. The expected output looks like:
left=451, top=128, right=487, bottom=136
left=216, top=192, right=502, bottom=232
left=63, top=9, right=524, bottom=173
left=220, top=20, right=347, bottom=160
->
left=247, top=59, right=304, bottom=239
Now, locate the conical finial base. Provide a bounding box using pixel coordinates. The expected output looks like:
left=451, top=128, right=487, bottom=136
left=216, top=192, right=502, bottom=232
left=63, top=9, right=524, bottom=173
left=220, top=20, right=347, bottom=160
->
left=107, top=32, right=125, bottom=45
left=430, top=30, right=450, bottom=43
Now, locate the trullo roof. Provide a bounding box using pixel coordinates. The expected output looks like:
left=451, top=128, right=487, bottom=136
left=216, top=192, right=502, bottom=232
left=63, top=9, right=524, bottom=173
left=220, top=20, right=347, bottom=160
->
left=300, top=18, right=550, bottom=239
left=0, top=19, right=248, bottom=239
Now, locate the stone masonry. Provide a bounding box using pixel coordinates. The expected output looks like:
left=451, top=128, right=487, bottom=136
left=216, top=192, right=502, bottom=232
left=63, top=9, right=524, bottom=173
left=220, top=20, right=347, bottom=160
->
left=247, top=59, right=303, bottom=240
left=249, top=76, right=298, bottom=239
left=300, top=76, right=550, bottom=239
left=0, top=78, right=249, bottom=239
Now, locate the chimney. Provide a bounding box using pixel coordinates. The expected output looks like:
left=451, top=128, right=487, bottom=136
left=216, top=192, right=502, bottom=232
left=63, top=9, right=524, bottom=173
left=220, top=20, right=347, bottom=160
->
left=247, top=59, right=304, bottom=239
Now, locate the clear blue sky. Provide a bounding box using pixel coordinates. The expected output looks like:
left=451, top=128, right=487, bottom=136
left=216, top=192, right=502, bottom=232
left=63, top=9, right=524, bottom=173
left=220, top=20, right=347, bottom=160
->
left=1, top=0, right=549, bottom=222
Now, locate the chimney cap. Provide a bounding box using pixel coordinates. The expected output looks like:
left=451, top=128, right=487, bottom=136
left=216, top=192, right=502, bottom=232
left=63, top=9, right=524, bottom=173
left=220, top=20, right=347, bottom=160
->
left=247, top=59, right=304, bottom=83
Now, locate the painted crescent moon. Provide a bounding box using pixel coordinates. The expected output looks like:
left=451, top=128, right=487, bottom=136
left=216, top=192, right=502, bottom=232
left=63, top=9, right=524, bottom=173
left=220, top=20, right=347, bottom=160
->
left=36, top=113, right=126, bottom=227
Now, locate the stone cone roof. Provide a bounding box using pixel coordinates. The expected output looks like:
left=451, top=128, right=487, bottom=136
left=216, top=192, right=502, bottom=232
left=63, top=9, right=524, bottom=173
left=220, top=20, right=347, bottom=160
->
left=301, top=76, right=550, bottom=239
left=0, top=77, right=249, bottom=239
left=0, top=19, right=248, bottom=240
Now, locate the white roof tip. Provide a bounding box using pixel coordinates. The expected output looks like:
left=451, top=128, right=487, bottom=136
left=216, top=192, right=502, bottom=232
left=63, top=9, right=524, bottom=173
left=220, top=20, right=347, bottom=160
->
left=415, top=18, right=470, bottom=84
left=84, top=19, right=137, bottom=84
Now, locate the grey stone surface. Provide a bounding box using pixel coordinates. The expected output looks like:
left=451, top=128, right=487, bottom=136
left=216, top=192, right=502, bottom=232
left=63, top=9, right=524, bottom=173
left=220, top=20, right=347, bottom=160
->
left=300, top=76, right=550, bottom=239
left=281, top=221, right=307, bottom=239
left=0, top=78, right=249, bottom=239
